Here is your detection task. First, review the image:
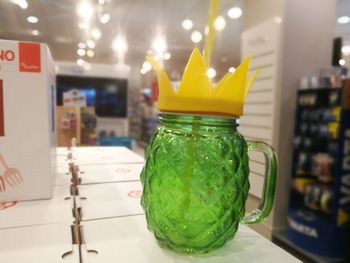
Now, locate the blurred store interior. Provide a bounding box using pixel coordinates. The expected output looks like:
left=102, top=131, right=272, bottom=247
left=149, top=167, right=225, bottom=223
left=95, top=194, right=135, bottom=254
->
left=0, top=0, right=350, bottom=262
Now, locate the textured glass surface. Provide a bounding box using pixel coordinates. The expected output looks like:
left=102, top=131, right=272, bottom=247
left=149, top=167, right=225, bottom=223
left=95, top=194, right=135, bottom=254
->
left=141, top=114, right=250, bottom=254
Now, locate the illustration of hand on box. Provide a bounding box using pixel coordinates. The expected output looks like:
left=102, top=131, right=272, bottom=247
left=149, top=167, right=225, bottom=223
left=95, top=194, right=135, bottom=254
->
left=0, top=154, right=23, bottom=192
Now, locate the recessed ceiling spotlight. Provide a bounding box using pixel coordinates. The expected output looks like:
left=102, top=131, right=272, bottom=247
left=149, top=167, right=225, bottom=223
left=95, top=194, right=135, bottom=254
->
left=337, top=16, right=350, bottom=24
left=274, top=16, right=283, bottom=24
left=227, top=7, right=242, bottom=19
left=100, top=13, right=110, bottom=24
left=207, top=67, right=217, bottom=79
left=142, top=61, right=152, bottom=72
left=140, top=68, right=147, bottom=75
left=87, top=50, right=95, bottom=57
left=86, top=39, right=96, bottom=49
left=214, top=16, right=226, bottom=31
left=78, top=42, right=87, bottom=49
left=12, top=0, right=28, bottom=9
left=77, top=59, right=85, bottom=66
left=228, top=67, right=236, bottom=73
left=182, top=19, right=193, bottom=31
left=27, top=16, right=38, bottom=23
left=31, top=30, right=39, bottom=36
left=164, top=52, right=171, bottom=60
left=76, top=1, right=94, bottom=21
left=77, top=49, right=86, bottom=56
left=341, top=45, right=350, bottom=56
left=191, top=31, right=202, bottom=43
left=339, top=59, right=346, bottom=66
left=152, top=35, right=167, bottom=55
left=112, top=34, right=128, bottom=55
left=91, top=28, right=101, bottom=40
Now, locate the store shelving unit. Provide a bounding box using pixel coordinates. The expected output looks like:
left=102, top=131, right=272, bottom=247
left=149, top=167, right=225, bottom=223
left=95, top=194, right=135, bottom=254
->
left=272, top=79, right=350, bottom=262
left=56, top=106, right=97, bottom=147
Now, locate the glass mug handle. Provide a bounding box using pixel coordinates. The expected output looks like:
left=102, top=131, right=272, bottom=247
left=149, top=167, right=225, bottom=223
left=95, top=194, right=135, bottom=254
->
left=241, top=140, right=278, bottom=224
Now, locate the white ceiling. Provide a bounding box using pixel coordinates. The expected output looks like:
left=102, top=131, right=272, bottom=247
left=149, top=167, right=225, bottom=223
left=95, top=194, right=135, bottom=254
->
left=0, top=0, right=348, bottom=77
left=0, top=0, right=244, bottom=76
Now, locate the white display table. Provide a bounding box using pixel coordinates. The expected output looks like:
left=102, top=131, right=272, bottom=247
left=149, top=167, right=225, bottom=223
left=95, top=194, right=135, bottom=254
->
left=81, top=215, right=301, bottom=263
left=0, top=147, right=301, bottom=262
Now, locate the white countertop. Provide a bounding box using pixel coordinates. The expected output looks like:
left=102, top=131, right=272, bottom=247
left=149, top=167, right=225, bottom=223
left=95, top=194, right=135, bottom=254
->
left=81, top=215, right=301, bottom=263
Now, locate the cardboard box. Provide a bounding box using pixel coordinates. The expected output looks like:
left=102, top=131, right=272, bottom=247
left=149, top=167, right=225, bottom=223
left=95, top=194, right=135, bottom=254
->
left=80, top=215, right=301, bottom=263
left=0, top=185, right=73, bottom=229
left=61, top=146, right=144, bottom=165
left=0, top=223, right=79, bottom=263
left=78, top=163, right=143, bottom=184
left=77, top=181, right=144, bottom=221
left=0, top=40, right=56, bottom=201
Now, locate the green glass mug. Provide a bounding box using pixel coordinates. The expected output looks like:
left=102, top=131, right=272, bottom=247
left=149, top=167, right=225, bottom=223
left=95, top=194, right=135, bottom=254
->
left=141, top=114, right=277, bottom=254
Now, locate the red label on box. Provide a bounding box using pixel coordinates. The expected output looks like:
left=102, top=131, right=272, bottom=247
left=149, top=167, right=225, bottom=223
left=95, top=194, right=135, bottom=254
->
left=0, top=79, right=4, bottom=137
left=19, top=42, right=41, bottom=73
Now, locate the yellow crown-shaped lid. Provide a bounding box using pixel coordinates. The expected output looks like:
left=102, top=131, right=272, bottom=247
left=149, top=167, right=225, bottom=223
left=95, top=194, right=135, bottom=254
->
left=147, top=48, right=258, bottom=117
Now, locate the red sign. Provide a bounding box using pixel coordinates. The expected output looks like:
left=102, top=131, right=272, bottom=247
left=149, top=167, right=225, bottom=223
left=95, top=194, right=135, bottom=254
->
left=19, top=42, right=41, bottom=73
left=0, top=79, right=4, bottom=136
left=0, top=49, right=15, bottom=62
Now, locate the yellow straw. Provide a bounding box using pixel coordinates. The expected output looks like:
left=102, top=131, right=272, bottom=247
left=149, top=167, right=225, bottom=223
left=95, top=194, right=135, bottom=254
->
left=203, top=0, right=220, bottom=69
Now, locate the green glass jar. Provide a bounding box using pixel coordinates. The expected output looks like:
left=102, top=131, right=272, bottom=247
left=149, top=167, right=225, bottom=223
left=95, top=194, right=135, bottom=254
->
left=141, top=113, right=277, bottom=254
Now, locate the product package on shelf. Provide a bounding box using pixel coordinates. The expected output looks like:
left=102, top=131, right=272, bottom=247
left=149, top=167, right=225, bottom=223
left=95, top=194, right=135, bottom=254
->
left=287, top=78, right=350, bottom=259
left=0, top=39, right=56, bottom=202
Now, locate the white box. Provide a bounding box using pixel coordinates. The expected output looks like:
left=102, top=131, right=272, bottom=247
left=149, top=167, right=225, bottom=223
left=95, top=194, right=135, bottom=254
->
left=78, top=181, right=144, bottom=221
left=81, top=215, right=301, bottom=263
left=0, top=40, right=56, bottom=201
left=62, top=146, right=144, bottom=165
left=78, top=163, right=143, bottom=184
left=0, top=185, right=73, bottom=229
left=0, top=223, right=79, bottom=263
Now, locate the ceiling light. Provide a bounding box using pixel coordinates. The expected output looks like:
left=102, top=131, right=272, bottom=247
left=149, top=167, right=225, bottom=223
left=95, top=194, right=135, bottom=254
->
left=87, top=50, right=95, bottom=57
left=27, top=16, right=38, bottom=24
left=182, top=19, right=193, bottom=30
left=78, top=22, right=89, bottom=29
left=191, top=31, right=202, bottom=43
left=337, top=16, right=350, bottom=24
left=77, top=49, right=86, bottom=56
left=91, top=28, right=101, bottom=40
left=207, top=67, right=217, bottom=79
left=78, top=42, right=87, bottom=49
left=86, top=39, right=95, bottom=49
left=112, top=34, right=128, bottom=54
left=164, top=52, right=171, bottom=60
left=228, top=67, right=236, bottom=73
left=77, top=1, right=94, bottom=21
left=204, top=26, right=209, bottom=36
left=214, top=16, right=226, bottom=31
left=142, top=61, right=152, bottom=72
left=100, top=13, right=110, bottom=24
left=339, top=59, right=346, bottom=66
left=77, top=59, right=85, bottom=66
left=12, top=0, right=28, bottom=9
left=342, top=45, right=350, bottom=56
left=227, top=7, right=242, bottom=19
left=84, top=62, right=91, bottom=71
left=152, top=35, right=167, bottom=55
left=31, top=30, right=39, bottom=36
left=274, top=16, right=283, bottom=24
left=140, top=68, right=147, bottom=75
left=98, top=0, right=105, bottom=5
